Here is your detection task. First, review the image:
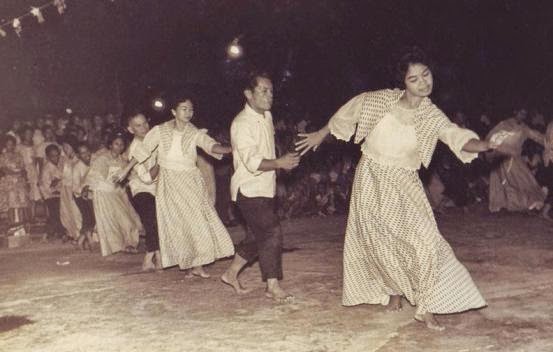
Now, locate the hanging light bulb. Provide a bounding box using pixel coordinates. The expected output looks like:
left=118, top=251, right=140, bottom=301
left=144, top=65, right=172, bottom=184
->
left=227, top=38, right=243, bottom=59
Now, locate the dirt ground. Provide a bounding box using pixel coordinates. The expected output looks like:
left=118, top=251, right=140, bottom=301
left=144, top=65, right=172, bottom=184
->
left=1, top=203, right=553, bottom=352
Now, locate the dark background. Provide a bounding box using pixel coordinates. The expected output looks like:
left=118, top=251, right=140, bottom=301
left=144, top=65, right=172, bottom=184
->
left=1, top=0, right=552, bottom=127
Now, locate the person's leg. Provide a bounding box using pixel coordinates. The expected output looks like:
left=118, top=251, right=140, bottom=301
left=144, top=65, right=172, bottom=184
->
left=414, top=312, right=445, bottom=331
left=44, top=198, right=58, bottom=239
left=386, top=295, right=402, bottom=311
left=221, top=194, right=259, bottom=294
left=234, top=195, right=291, bottom=302
left=50, top=197, right=64, bottom=239
left=132, top=193, right=160, bottom=271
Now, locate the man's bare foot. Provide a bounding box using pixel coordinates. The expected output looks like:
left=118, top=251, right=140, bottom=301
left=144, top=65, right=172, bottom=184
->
left=153, top=250, right=163, bottom=270
left=386, top=295, right=402, bottom=312
left=142, top=252, right=156, bottom=272
left=414, top=312, right=445, bottom=331
left=265, top=282, right=294, bottom=304
left=220, top=272, right=252, bottom=294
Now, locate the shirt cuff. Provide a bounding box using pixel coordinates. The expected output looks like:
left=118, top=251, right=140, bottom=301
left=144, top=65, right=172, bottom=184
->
left=246, top=155, right=264, bottom=175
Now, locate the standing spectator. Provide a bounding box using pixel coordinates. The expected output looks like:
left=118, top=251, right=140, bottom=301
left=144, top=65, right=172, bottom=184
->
left=39, top=144, right=65, bottom=240
left=0, top=135, right=30, bottom=228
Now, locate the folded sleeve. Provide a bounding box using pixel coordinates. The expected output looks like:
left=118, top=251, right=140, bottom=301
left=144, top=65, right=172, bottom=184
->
left=196, top=129, right=223, bottom=160
left=132, top=126, right=160, bottom=163
left=231, top=121, right=263, bottom=175
left=328, top=93, right=365, bottom=142
left=439, top=122, right=480, bottom=163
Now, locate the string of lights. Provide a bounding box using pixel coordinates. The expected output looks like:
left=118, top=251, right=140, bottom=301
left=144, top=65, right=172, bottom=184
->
left=0, top=0, right=67, bottom=38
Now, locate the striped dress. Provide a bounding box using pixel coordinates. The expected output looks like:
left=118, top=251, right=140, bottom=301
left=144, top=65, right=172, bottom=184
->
left=86, top=151, right=142, bottom=256
left=134, top=120, right=234, bottom=269
left=330, top=89, right=487, bottom=316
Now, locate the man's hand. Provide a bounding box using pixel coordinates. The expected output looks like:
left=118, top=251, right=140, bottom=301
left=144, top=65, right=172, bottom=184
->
left=277, top=152, right=300, bottom=171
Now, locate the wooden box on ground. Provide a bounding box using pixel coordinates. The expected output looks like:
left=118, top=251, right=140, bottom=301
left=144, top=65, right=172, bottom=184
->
left=0, top=227, right=31, bottom=248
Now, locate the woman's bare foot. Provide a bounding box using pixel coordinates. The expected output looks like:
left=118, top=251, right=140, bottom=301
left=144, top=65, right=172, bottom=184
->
left=220, top=271, right=251, bottom=294
left=386, top=295, right=402, bottom=312
left=190, top=266, right=210, bottom=278
left=414, top=312, right=445, bottom=331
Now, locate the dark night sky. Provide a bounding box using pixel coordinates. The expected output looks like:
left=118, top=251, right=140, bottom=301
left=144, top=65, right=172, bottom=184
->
left=1, top=0, right=552, bottom=127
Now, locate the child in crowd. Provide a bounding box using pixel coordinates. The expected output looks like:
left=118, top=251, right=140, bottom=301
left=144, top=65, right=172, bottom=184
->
left=40, top=144, right=65, bottom=241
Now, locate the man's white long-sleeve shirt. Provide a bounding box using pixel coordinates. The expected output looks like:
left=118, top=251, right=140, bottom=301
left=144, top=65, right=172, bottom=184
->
left=230, top=104, right=276, bottom=201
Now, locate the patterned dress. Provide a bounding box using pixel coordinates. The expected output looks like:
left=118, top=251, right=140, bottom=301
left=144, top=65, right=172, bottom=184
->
left=486, top=118, right=545, bottom=212
left=133, top=120, right=234, bottom=269
left=0, top=150, right=29, bottom=211
left=86, top=150, right=142, bottom=256
left=329, top=89, right=487, bottom=316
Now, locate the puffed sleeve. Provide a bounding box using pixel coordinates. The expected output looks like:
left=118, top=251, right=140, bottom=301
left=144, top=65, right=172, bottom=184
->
left=85, top=154, right=109, bottom=190
left=231, top=120, right=263, bottom=176
left=328, top=93, right=365, bottom=142
left=439, top=122, right=480, bottom=163
left=132, top=126, right=160, bottom=163
left=196, top=129, right=223, bottom=160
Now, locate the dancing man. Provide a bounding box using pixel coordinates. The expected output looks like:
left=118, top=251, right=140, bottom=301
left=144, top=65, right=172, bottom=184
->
left=127, top=112, right=161, bottom=271
left=221, top=72, right=300, bottom=303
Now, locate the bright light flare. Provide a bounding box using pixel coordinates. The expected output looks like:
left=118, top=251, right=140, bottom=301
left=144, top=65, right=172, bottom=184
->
left=227, top=38, right=243, bottom=59
left=152, top=98, right=165, bottom=111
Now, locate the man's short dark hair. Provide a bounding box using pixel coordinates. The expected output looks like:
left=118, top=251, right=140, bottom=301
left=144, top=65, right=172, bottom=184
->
left=45, top=144, right=60, bottom=156
left=244, top=71, right=272, bottom=91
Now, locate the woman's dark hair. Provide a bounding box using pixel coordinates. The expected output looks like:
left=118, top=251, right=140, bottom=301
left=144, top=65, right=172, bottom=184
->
left=106, top=130, right=127, bottom=148
left=244, top=70, right=272, bottom=91
left=169, top=92, right=194, bottom=110
left=395, top=46, right=434, bottom=89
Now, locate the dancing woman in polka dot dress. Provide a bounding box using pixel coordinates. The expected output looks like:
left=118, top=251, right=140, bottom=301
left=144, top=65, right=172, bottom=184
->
left=296, top=47, right=504, bottom=331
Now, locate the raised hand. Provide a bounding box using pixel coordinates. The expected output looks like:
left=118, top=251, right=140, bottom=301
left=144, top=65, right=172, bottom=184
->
left=295, top=128, right=328, bottom=156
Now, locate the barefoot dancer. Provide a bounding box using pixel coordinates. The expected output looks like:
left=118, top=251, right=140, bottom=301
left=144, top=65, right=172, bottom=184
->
left=221, top=72, right=300, bottom=303
left=127, top=113, right=161, bottom=271
left=86, top=132, right=142, bottom=256
left=296, top=48, right=503, bottom=330
left=119, top=94, right=234, bottom=277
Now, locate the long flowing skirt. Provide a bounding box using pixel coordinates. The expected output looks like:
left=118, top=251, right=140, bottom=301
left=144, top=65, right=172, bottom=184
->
left=342, top=156, right=486, bottom=315
left=60, top=185, right=82, bottom=239
left=93, top=189, right=142, bottom=256
left=156, top=167, right=234, bottom=269
left=488, top=156, right=546, bottom=212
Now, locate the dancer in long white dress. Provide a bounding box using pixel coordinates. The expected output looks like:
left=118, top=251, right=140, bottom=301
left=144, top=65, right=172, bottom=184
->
left=59, top=138, right=82, bottom=242
left=86, top=132, right=142, bottom=256
left=119, top=94, right=234, bottom=277
left=296, top=47, right=505, bottom=330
